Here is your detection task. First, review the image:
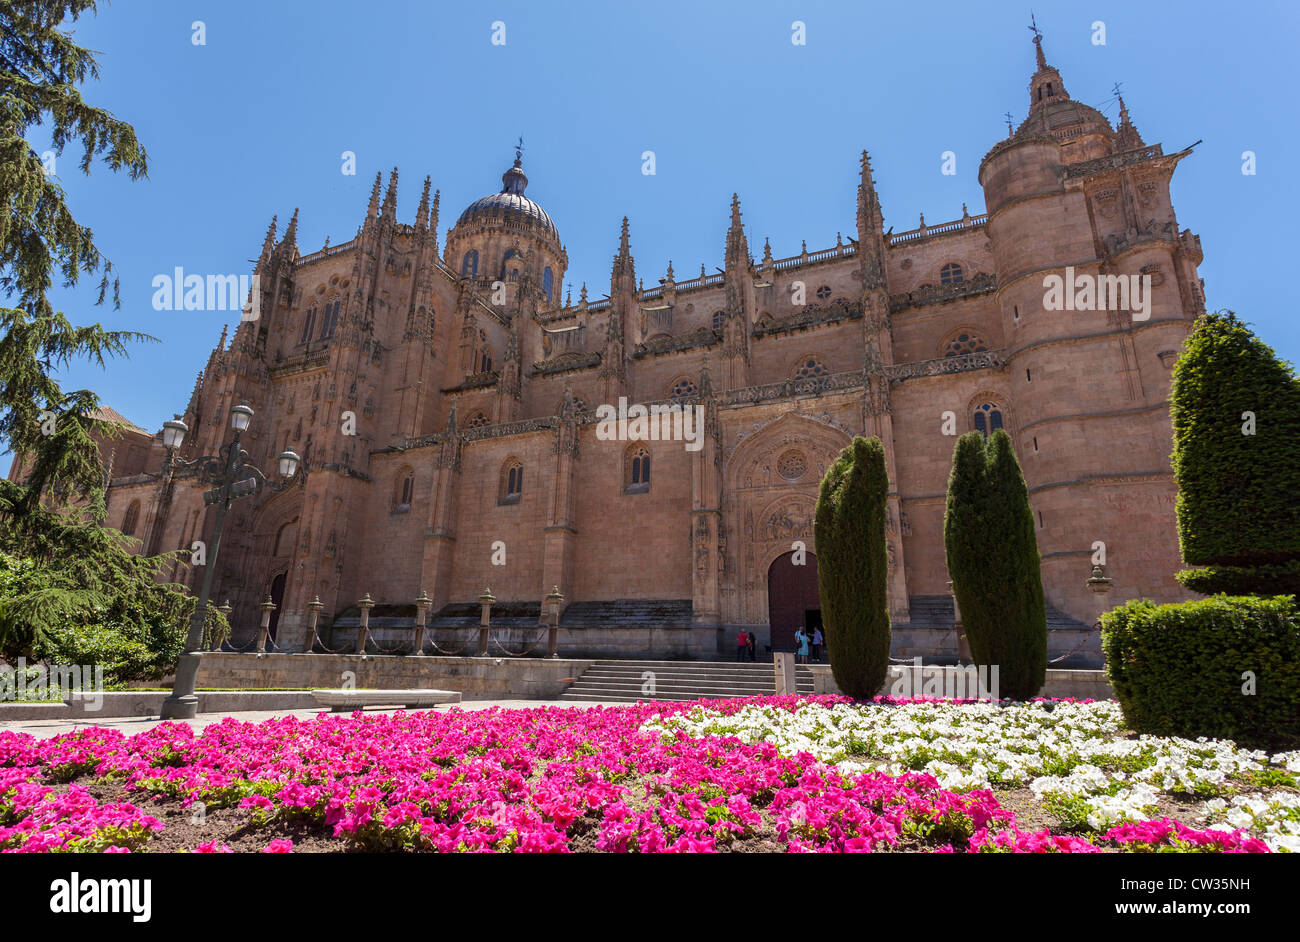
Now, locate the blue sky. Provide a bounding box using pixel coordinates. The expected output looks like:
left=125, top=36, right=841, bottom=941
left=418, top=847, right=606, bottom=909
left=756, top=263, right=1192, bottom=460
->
left=25, top=0, right=1300, bottom=437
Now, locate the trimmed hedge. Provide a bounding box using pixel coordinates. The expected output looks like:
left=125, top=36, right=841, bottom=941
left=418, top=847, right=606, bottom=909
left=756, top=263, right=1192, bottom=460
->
left=1170, top=310, right=1300, bottom=595
left=814, top=436, right=891, bottom=699
left=944, top=430, right=1047, bottom=699
left=1101, top=595, right=1300, bottom=749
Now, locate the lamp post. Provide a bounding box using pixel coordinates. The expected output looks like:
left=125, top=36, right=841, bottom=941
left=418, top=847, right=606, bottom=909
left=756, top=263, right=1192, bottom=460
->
left=158, top=403, right=301, bottom=721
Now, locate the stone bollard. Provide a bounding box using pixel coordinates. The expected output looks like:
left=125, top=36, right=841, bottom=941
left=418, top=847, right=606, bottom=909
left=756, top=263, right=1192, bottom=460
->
left=356, top=593, right=375, bottom=655
left=478, top=587, right=495, bottom=657
left=414, top=589, right=432, bottom=656
left=304, top=596, right=323, bottom=653
left=215, top=599, right=233, bottom=651
left=545, top=585, right=564, bottom=659
left=257, top=596, right=276, bottom=654
left=773, top=651, right=797, bottom=695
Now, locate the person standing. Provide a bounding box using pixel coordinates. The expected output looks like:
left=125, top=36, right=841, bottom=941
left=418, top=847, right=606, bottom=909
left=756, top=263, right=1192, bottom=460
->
left=736, top=630, right=748, bottom=662
left=794, top=627, right=808, bottom=665
left=747, top=631, right=757, bottom=662
left=812, top=627, right=823, bottom=663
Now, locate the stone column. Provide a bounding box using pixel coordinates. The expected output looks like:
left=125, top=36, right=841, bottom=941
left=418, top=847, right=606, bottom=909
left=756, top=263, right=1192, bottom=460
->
left=478, top=587, right=494, bottom=657
left=414, top=589, right=431, bottom=655
left=303, top=596, right=322, bottom=653
left=256, top=596, right=276, bottom=654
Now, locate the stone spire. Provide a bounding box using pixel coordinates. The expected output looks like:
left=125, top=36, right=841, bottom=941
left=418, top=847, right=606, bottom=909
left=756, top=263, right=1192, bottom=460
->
left=429, top=189, right=440, bottom=233
left=416, top=175, right=431, bottom=230
left=381, top=167, right=398, bottom=220
left=281, top=207, right=299, bottom=251
left=856, top=151, right=886, bottom=286
left=611, top=216, right=635, bottom=285
left=1114, top=94, right=1145, bottom=151
left=260, top=215, right=277, bottom=256
left=725, top=193, right=749, bottom=264
left=367, top=171, right=382, bottom=216
left=1027, top=26, right=1069, bottom=113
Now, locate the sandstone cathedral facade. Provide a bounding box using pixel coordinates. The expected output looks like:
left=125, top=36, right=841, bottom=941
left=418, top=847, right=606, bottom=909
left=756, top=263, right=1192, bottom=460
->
left=55, top=35, right=1204, bottom=660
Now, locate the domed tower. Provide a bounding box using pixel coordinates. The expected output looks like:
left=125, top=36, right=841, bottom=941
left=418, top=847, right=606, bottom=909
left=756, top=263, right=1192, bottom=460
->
left=977, top=28, right=1204, bottom=623
left=444, top=147, right=568, bottom=309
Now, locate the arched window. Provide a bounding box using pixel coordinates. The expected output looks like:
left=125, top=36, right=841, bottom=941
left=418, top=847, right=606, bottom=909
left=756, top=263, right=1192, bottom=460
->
left=793, top=358, right=828, bottom=381
left=461, top=250, right=479, bottom=277
left=542, top=267, right=554, bottom=301
left=121, top=500, right=140, bottom=537
left=465, top=411, right=491, bottom=429
left=508, top=269, right=519, bottom=283
left=940, top=263, right=964, bottom=286
left=670, top=377, right=698, bottom=400
left=943, top=331, right=989, bottom=358
left=500, top=459, right=523, bottom=504
left=973, top=402, right=1005, bottom=437
left=393, top=468, right=414, bottom=512
left=478, top=350, right=493, bottom=373
left=626, top=445, right=650, bottom=493
left=299, top=306, right=317, bottom=344
left=319, top=299, right=341, bottom=339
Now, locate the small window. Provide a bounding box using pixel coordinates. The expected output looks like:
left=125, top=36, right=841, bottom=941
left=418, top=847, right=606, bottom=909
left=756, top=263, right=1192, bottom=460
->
left=815, top=285, right=832, bottom=301
left=465, top=411, right=491, bottom=429
left=121, top=500, right=141, bottom=537
left=543, top=267, right=554, bottom=302
left=793, top=358, right=828, bottom=381
left=462, top=250, right=479, bottom=277
left=478, top=351, right=493, bottom=373
left=300, top=307, right=316, bottom=344
left=712, top=310, right=726, bottom=331
left=500, top=460, right=523, bottom=504
left=626, top=446, right=650, bottom=493
left=973, top=403, right=1004, bottom=437
left=943, top=332, right=988, bottom=358
left=940, top=263, right=964, bottom=286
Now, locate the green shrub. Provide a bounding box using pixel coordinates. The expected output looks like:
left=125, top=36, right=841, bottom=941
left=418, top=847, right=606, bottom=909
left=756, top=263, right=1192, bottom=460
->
left=943, top=430, right=1046, bottom=699
left=1170, top=311, right=1300, bottom=595
left=814, top=436, right=891, bottom=698
left=1101, top=595, right=1300, bottom=749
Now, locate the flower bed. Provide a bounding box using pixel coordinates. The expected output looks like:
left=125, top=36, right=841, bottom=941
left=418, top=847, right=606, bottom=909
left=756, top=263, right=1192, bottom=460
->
left=0, top=696, right=1294, bottom=853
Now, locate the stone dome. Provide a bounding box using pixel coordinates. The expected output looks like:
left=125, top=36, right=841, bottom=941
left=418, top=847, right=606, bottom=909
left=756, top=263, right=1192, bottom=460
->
left=455, top=157, right=559, bottom=241
left=1014, top=97, right=1114, bottom=144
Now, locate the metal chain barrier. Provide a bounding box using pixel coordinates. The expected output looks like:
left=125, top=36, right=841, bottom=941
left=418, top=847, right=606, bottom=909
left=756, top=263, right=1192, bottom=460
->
left=489, top=629, right=548, bottom=657
left=426, top=634, right=472, bottom=656
left=306, top=622, right=356, bottom=654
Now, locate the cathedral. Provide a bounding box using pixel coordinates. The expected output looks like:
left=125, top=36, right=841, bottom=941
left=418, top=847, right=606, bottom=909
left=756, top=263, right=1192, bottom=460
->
left=56, top=33, right=1204, bottom=660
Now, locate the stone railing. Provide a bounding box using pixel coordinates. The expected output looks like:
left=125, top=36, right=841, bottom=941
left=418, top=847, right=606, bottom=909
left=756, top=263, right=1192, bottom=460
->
left=632, top=327, right=719, bottom=358
left=442, top=370, right=499, bottom=394
left=888, top=213, right=988, bottom=246
left=753, top=299, right=862, bottom=338
left=723, top=369, right=866, bottom=406
left=889, top=271, right=997, bottom=311
left=268, top=349, right=330, bottom=378
left=296, top=238, right=357, bottom=268
left=885, top=350, right=1004, bottom=382
left=1065, top=144, right=1165, bottom=179
left=531, top=351, right=602, bottom=376
left=462, top=416, right=558, bottom=442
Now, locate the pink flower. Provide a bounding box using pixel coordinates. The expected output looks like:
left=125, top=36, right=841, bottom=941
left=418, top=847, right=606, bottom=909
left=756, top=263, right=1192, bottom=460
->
left=262, top=839, right=293, bottom=853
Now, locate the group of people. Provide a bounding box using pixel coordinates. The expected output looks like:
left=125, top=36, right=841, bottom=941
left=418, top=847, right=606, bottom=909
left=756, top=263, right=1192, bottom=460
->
left=735, top=627, right=825, bottom=663
left=793, top=627, right=824, bottom=664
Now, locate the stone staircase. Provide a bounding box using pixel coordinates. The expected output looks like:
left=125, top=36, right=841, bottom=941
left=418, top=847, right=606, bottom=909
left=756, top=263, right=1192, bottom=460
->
left=559, top=659, right=818, bottom=703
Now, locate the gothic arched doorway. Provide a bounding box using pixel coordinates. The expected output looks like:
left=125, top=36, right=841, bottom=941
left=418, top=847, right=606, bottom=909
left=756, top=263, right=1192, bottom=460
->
left=767, top=551, right=819, bottom=652
left=268, top=572, right=287, bottom=643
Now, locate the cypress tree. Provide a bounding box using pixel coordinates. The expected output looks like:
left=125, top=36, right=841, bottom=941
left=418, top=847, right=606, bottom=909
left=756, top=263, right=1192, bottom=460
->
left=1170, top=310, right=1300, bottom=595
left=814, top=436, right=891, bottom=698
left=944, top=429, right=1046, bottom=699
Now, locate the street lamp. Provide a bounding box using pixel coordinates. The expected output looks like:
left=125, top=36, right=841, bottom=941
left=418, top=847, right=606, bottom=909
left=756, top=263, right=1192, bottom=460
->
left=158, top=403, right=302, bottom=720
